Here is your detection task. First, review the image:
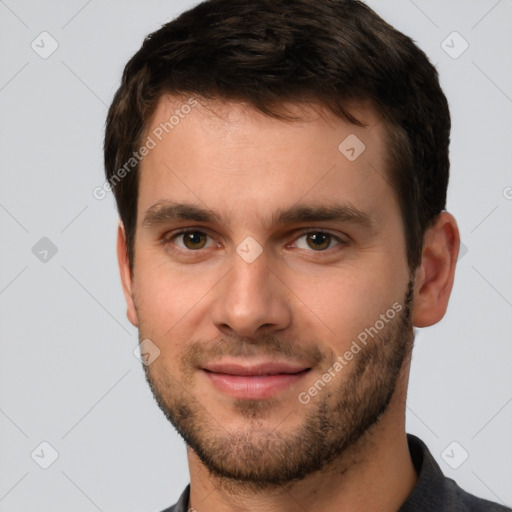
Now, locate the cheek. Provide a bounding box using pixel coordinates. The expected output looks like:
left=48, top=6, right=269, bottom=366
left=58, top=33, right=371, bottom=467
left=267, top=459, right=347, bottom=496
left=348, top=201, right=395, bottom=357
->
left=288, top=259, right=407, bottom=348
left=133, top=253, right=217, bottom=343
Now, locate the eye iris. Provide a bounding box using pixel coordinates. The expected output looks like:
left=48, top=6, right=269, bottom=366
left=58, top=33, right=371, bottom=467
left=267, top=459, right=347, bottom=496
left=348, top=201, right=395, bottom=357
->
left=184, top=232, right=207, bottom=250
left=306, top=233, right=331, bottom=250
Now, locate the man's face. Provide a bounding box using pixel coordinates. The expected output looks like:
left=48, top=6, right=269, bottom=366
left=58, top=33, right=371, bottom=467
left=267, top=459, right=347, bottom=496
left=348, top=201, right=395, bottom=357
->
left=124, top=97, right=414, bottom=485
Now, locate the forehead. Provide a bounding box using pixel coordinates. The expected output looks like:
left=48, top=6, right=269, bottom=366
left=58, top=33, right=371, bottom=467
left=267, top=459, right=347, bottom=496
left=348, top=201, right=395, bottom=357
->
left=145, top=95, right=382, bottom=140
left=137, top=95, right=396, bottom=227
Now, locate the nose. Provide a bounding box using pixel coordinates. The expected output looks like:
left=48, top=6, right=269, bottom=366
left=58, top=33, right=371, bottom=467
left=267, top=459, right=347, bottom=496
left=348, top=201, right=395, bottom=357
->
left=210, top=253, right=293, bottom=339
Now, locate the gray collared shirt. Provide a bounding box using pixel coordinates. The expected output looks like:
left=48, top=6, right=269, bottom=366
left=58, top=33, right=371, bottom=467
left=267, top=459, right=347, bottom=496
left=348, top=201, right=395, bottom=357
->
left=159, top=435, right=511, bottom=511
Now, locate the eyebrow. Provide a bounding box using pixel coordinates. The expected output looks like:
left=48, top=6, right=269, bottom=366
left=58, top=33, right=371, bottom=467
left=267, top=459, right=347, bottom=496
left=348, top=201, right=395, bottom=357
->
left=272, top=205, right=374, bottom=229
left=142, top=202, right=222, bottom=227
left=142, top=201, right=374, bottom=231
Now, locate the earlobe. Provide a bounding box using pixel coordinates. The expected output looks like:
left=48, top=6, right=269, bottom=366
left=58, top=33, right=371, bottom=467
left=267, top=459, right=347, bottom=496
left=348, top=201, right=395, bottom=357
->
left=117, top=221, right=139, bottom=327
left=412, top=212, right=460, bottom=328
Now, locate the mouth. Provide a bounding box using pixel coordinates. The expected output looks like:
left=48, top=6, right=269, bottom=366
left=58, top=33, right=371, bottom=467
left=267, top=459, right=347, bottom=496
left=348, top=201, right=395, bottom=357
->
left=202, top=361, right=311, bottom=400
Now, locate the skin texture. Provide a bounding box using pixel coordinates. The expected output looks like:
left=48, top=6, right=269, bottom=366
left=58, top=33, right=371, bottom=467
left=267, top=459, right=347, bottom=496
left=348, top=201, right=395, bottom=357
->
left=117, top=97, right=460, bottom=511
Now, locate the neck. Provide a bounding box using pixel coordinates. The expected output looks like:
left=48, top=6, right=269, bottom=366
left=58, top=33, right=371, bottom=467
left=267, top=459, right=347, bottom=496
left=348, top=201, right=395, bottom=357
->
left=186, top=369, right=416, bottom=512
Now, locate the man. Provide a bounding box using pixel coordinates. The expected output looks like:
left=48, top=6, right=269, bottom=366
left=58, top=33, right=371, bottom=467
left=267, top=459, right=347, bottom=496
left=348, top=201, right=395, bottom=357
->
left=104, top=0, right=510, bottom=510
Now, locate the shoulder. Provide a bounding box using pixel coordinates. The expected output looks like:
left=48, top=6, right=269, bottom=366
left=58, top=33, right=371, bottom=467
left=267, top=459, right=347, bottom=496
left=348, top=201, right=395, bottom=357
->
left=158, top=485, right=190, bottom=512
left=401, top=435, right=510, bottom=512
left=443, top=477, right=511, bottom=512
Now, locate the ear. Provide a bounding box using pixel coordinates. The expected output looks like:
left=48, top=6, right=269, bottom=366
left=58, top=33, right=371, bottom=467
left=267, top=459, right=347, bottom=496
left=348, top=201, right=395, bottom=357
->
left=412, top=212, right=460, bottom=328
left=117, top=221, right=139, bottom=327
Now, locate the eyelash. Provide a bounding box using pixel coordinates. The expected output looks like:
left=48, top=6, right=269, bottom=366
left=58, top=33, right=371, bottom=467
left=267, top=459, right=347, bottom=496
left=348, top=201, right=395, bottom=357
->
left=160, top=228, right=349, bottom=253
left=161, top=228, right=219, bottom=250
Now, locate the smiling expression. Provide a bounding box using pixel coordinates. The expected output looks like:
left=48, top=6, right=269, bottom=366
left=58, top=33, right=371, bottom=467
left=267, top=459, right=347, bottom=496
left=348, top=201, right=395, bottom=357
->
left=120, top=97, right=414, bottom=485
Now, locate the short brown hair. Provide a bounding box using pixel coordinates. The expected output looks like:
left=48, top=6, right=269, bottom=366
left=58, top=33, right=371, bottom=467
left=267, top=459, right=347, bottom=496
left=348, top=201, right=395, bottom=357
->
left=104, top=0, right=450, bottom=271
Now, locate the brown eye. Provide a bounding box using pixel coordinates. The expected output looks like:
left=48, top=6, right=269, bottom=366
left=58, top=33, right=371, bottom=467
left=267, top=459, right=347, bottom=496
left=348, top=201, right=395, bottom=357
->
left=292, top=231, right=343, bottom=252
left=179, top=231, right=209, bottom=250
left=305, top=232, right=332, bottom=250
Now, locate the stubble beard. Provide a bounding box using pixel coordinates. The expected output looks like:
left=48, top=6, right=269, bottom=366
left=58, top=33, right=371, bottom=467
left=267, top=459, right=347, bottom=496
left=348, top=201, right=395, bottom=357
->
left=141, top=281, right=414, bottom=490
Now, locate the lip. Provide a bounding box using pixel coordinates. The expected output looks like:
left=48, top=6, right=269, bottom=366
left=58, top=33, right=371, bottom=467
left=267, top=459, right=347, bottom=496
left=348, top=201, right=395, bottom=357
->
left=203, top=360, right=311, bottom=400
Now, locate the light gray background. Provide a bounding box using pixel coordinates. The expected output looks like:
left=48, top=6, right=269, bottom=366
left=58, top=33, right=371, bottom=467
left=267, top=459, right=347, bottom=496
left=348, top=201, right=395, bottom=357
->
left=1, top=1, right=511, bottom=511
